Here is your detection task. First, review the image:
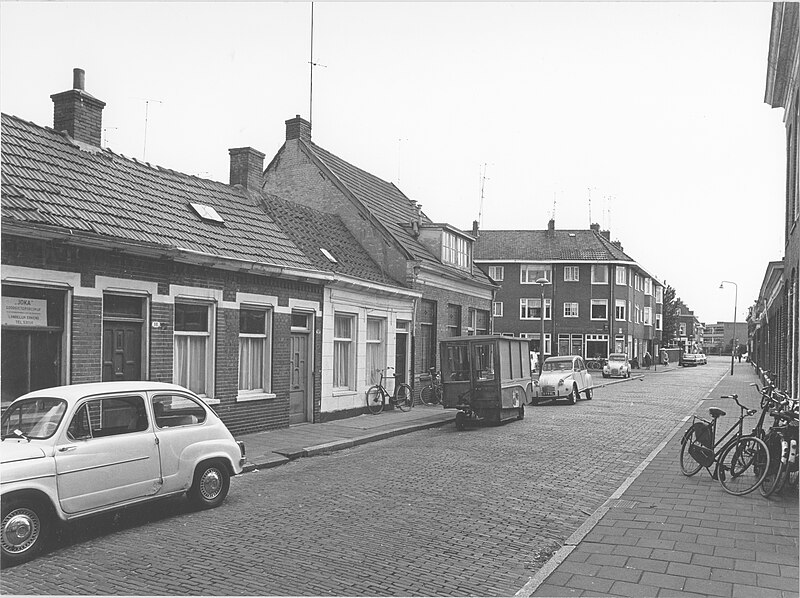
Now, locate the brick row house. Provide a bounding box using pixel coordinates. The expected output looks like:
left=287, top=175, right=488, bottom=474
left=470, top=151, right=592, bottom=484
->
left=0, top=69, right=423, bottom=432
left=751, top=2, right=799, bottom=399
left=472, top=220, right=663, bottom=364
left=262, top=116, right=497, bottom=390
left=673, top=299, right=704, bottom=354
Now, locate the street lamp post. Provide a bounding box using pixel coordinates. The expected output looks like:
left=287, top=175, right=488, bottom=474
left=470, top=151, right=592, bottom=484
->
left=720, top=281, right=738, bottom=376
left=536, top=276, right=549, bottom=375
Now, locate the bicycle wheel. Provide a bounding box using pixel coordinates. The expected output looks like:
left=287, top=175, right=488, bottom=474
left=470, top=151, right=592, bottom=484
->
left=395, top=383, right=413, bottom=412
left=420, top=385, right=436, bottom=406
left=366, top=385, right=385, bottom=415
left=760, top=431, right=787, bottom=498
left=718, top=436, right=769, bottom=496
left=433, top=385, right=443, bottom=405
left=680, top=428, right=704, bottom=476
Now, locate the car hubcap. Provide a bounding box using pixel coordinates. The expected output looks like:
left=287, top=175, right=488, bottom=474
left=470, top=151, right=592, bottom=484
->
left=199, top=468, right=222, bottom=500
left=2, top=509, right=39, bottom=553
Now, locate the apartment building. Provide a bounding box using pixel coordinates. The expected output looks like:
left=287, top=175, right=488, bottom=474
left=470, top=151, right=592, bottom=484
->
left=473, top=220, right=663, bottom=363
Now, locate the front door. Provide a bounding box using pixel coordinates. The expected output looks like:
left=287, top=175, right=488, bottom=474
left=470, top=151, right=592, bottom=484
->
left=289, top=333, right=310, bottom=424
left=395, top=332, right=407, bottom=385
left=103, top=323, right=142, bottom=381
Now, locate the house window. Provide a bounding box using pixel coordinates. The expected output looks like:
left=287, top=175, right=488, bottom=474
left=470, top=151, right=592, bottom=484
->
left=365, top=317, right=385, bottom=386
left=419, top=300, right=437, bottom=371
left=615, top=266, right=627, bottom=286
left=174, top=302, right=214, bottom=397
left=615, top=299, right=626, bottom=321
left=634, top=305, right=641, bottom=324
left=564, top=302, right=579, bottom=317
left=333, top=314, right=355, bottom=389
left=655, top=286, right=663, bottom=303
left=520, top=298, right=551, bottom=320
left=656, top=313, right=663, bottom=330
left=447, top=304, right=461, bottom=337
left=442, top=231, right=471, bottom=269
left=644, top=278, right=652, bottom=295
left=590, top=300, right=608, bottom=320
left=520, top=265, right=551, bottom=284
left=487, top=266, right=504, bottom=281
left=238, top=308, right=272, bottom=396
left=679, top=323, right=686, bottom=336
left=493, top=302, right=503, bottom=317
left=474, top=309, right=490, bottom=335
left=643, top=307, right=653, bottom=326
left=564, top=266, right=579, bottom=282
left=591, top=265, right=608, bottom=284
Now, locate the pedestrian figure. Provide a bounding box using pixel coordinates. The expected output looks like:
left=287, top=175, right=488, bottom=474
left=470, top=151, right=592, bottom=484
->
left=643, top=351, right=652, bottom=369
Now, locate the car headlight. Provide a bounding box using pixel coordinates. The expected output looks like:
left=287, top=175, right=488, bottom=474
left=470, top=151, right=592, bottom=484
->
left=558, top=379, right=565, bottom=386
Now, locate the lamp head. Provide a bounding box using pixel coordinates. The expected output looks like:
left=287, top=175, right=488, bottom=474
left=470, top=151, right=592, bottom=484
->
left=719, top=283, right=724, bottom=289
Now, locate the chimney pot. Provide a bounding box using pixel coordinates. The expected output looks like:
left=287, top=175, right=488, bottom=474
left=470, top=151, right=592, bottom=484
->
left=548, top=218, right=555, bottom=231
left=73, top=68, right=85, bottom=90
left=472, top=220, right=479, bottom=236
left=285, top=115, right=311, bottom=142
left=229, top=147, right=266, bottom=190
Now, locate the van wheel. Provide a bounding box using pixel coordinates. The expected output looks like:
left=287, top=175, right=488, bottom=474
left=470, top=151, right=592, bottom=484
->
left=1, top=497, right=51, bottom=566
left=585, top=387, right=593, bottom=400
left=517, top=405, right=525, bottom=420
left=188, top=460, right=230, bottom=510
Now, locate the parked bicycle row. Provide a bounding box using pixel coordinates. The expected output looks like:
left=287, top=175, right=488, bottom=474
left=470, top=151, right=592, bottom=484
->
left=680, top=382, right=798, bottom=497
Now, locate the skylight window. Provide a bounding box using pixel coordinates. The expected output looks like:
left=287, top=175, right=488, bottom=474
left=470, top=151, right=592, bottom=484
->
left=320, top=247, right=338, bottom=263
left=190, top=203, right=224, bottom=223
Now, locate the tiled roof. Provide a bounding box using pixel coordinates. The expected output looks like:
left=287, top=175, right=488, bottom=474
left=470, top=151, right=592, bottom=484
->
left=259, top=193, right=401, bottom=287
left=473, top=229, right=635, bottom=262
left=1, top=113, right=312, bottom=270
left=302, top=141, right=492, bottom=286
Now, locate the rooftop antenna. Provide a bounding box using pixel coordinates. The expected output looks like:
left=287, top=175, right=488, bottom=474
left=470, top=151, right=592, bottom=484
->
left=477, top=163, right=488, bottom=228
left=137, top=98, right=163, bottom=161
left=588, top=186, right=593, bottom=226
left=552, top=191, right=557, bottom=220
left=309, top=2, right=327, bottom=128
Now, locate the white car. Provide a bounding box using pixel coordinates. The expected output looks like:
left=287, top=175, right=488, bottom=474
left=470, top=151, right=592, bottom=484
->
left=1, top=381, right=245, bottom=566
left=603, top=353, right=631, bottom=379
left=533, top=355, right=593, bottom=405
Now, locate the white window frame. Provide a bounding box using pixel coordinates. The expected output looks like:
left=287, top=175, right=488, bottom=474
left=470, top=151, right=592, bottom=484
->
left=655, top=286, right=663, bottom=303
left=564, top=266, right=579, bottom=282
left=590, top=299, right=608, bottom=321
left=635, top=305, right=641, bottom=324
left=365, top=317, right=385, bottom=387
left=656, top=312, right=663, bottom=331
left=333, top=313, right=356, bottom=390
left=615, top=299, right=626, bottom=321
left=563, top=302, right=579, bottom=318
left=644, top=278, right=652, bottom=296
left=442, top=231, right=471, bottom=269
left=591, top=265, right=609, bottom=284
left=520, top=264, right=552, bottom=284
left=237, top=307, right=273, bottom=401
left=643, top=307, right=653, bottom=326
left=173, top=301, right=215, bottom=399
left=615, top=266, right=627, bottom=286
left=493, top=302, right=504, bottom=317
left=488, top=266, right=504, bottom=282
left=520, top=298, right=551, bottom=320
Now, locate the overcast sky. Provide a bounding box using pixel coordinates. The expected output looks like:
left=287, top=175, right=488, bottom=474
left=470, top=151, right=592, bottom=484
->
left=0, top=2, right=787, bottom=325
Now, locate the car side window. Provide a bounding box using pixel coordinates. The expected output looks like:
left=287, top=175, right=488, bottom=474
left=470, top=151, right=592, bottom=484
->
left=67, top=396, right=148, bottom=440
left=152, top=394, right=207, bottom=428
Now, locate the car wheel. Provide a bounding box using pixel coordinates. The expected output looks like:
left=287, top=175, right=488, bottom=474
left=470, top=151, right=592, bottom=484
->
left=1, top=496, right=51, bottom=566
left=455, top=411, right=466, bottom=431
left=602, top=373, right=609, bottom=379
left=517, top=405, right=525, bottom=420
left=568, top=385, right=579, bottom=405
left=188, top=460, right=231, bottom=510
left=585, top=387, right=592, bottom=400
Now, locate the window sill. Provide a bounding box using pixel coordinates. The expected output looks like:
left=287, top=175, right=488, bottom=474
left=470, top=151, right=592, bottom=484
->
left=201, top=397, right=221, bottom=406
left=237, top=392, right=276, bottom=403
left=332, top=389, right=356, bottom=397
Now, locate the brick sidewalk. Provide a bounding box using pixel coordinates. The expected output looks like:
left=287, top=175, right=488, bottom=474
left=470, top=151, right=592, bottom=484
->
left=522, top=364, right=799, bottom=598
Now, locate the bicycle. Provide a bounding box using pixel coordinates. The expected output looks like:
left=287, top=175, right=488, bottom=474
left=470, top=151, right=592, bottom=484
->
left=419, top=368, right=443, bottom=406
left=680, top=393, right=770, bottom=496
left=366, top=370, right=414, bottom=415
left=759, top=387, right=799, bottom=497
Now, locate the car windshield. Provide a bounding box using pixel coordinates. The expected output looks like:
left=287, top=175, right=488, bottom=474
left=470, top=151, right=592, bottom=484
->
left=1, top=397, right=67, bottom=440
left=543, top=359, right=573, bottom=372
left=609, top=354, right=627, bottom=361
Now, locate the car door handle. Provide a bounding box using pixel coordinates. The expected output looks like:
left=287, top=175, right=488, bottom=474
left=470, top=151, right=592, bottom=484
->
left=57, top=445, right=77, bottom=452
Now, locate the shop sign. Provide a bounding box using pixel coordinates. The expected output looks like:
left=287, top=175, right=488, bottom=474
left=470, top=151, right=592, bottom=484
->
left=2, top=297, right=48, bottom=327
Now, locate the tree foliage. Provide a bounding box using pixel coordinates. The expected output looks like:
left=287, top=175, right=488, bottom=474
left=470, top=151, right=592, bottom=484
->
left=661, top=284, right=679, bottom=346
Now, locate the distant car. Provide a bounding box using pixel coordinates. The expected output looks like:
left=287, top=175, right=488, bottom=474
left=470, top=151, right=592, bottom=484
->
left=680, top=352, right=706, bottom=366
left=1, top=381, right=246, bottom=566
left=533, top=355, right=593, bottom=405
left=603, top=353, right=631, bottom=379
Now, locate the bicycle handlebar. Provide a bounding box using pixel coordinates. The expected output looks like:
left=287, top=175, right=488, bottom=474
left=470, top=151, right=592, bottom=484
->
left=720, top=394, right=753, bottom=414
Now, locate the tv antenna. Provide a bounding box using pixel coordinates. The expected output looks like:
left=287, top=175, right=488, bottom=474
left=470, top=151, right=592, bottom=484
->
left=136, top=98, right=162, bottom=161
left=477, top=163, right=489, bottom=229
left=309, top=2, right=327, bottom=128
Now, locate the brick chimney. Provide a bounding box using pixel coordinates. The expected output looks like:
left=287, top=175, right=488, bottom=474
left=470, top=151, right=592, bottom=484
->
left=50, top=68, right=105, bottom=147
left=547, top=218, right=555, bottom=231
left=590, top=223, right=600, bottom=232
left=228, top=147, right=265, bottom=190
left=285, top=115, right=311, bottom=142
left=472, top=220, right=479, bottom=237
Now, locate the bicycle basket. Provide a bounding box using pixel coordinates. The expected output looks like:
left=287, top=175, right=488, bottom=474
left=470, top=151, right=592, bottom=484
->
left=687, top=422, right=714, bottom=468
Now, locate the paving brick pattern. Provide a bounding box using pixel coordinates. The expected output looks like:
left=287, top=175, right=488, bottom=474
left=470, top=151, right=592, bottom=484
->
left=530, top=362, right=799, bottom=598
left=3, top=359, right=795, bottom=596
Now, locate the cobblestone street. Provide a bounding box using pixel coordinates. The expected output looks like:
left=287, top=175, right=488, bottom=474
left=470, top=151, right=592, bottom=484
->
left=1, top=361, right=751, bottom=596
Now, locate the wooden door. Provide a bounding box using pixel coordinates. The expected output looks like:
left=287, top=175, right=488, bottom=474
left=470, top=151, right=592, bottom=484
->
left=289, top=333, right=309, bottom=424
left=102, top=323, right=142, bottom=381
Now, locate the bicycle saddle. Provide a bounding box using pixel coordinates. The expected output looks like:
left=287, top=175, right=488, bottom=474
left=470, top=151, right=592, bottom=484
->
left=709, top=408, right=726, bottom=418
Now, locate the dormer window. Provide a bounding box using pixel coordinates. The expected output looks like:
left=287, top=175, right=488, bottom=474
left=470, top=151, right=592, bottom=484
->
left=442, top=230, right=471, bottom=269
